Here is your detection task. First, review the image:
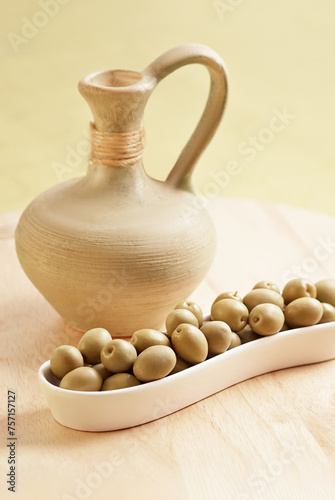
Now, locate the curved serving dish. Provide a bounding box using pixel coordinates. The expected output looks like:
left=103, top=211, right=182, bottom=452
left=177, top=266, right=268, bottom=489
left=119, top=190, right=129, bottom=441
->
left=38, top=322, right=335, bottom=432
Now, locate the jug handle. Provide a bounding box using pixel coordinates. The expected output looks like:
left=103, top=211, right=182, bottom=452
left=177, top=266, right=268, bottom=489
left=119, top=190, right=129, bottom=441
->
left=143, top=43, right=228, bottom=190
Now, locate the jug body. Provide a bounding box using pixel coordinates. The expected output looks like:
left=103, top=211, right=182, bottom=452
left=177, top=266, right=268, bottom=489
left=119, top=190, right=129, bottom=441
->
left=15, top=164, right=216, bottom=334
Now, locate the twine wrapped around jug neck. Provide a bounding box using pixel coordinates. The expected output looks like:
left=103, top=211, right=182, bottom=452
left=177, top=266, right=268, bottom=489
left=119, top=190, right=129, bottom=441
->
left=90, top=122, right=145, bottom=167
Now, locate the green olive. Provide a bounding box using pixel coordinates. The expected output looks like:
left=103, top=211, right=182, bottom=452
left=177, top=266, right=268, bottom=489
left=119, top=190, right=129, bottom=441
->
left=237, top=324, right=253, bottom=340
left=212, top=291, right=242, bottom=307
left=169, top=356, right=190, bottom=375
left=228, top=332, right=242, bottom=349
left=319, top=303, right=335, bottom=324
left=92, top=363, right=111, bottom=380
left=165, top=309, right=198, bottom=338
left=248, top=303, right=285, bottom=336
left=130, top=329, right=170, bottom=353
left=211, top=299, right=249, bottom=332
left=243, top=289, right=284, bottom=312
left=171, top=324, right=208, bottom=364
left=50, top=345, right=84, bottom=380
left=59, top=366, right=103, bottom=391
left=101, top=373, right=141, bottom=391
left=252, top=281, right=280, bottom=294
left=174, top=300, right=204, bottom=327
left=237, top=325, right=261, bottom=344
left=284, top=297, right=323, bottom=328
left=282, top=277, right=317, bottom=304
left=133, top=345, right=176, bottom=382
left=315, top=279, right=335, bottom=307
left=240, top=330, right=261, bottom=344
left=77, top=328, right=112, bottom=364
left=200, top=321, right=232, bottom=355
left=101, top=339, right=137, bottom=373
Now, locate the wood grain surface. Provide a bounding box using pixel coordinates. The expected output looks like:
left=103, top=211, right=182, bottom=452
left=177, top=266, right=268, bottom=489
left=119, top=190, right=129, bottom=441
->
left=1, top=198, right=335, bottom=500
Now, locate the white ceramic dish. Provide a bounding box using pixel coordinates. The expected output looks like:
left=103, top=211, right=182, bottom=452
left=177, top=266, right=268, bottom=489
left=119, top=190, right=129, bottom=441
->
left=38, top=321, right=335, bottom=432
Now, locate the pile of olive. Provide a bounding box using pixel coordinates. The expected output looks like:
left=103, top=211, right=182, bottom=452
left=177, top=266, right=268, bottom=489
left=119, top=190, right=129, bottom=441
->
left=49, top=277, right=335, bottom=392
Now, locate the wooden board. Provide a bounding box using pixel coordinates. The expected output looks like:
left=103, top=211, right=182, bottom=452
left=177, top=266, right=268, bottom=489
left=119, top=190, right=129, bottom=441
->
left=1, top=198, right=335, bottom=500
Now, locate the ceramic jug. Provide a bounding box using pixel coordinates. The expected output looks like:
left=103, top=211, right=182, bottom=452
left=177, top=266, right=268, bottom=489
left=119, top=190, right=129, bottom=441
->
left=15, top=43, right=228, bottom=336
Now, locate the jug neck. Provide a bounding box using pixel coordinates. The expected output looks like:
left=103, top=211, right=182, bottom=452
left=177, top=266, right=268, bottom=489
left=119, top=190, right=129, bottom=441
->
left=78, top=69, right=154, bottom=169
left=78, top=69, right=154, bottom=132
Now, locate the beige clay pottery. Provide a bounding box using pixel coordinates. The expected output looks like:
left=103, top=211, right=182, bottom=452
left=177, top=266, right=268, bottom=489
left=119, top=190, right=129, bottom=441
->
left=15, top=43, right=229, bottom=336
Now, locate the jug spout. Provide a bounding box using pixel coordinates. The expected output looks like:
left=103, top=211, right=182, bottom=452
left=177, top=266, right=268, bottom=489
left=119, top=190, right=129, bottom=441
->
left=78, top=69, right=154, bottom=133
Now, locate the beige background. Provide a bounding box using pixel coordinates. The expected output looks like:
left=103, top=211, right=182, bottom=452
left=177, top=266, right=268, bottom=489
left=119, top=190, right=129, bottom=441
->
left=1, top=0, right=334, bottom=216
